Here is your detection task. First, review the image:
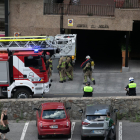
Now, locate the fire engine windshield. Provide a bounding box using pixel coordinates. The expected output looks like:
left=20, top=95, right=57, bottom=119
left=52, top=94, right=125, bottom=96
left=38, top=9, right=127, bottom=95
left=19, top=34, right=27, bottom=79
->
left=24, top=56, right=42, bottom=68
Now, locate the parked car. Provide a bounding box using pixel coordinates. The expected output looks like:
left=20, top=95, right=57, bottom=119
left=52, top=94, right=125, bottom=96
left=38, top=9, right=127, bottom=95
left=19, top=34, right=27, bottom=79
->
left=34, top=102, right=71, bottom=139
left=79, top=104, right=118, bottom=140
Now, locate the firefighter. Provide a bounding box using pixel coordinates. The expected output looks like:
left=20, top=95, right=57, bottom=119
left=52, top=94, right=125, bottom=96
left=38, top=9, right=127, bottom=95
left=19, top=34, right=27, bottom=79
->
left=46, top=52, right=53, bottom=79
left=83, top=56, right=95, bottom=85
left=125, top=77, right=137, bottom=96
left=57, top=56, right=66, bottom=83
left=65, top=56, right=73, bottom=81
left=83, top=81, right=93, bottom=97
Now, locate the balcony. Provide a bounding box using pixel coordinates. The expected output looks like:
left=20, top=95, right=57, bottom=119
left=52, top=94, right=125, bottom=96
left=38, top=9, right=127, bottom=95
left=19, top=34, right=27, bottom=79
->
left=44, top=3, right=115, bottom=16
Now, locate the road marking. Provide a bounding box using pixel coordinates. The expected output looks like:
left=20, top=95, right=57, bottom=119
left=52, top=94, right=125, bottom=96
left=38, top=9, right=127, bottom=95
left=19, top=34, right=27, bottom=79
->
left=68, top=122, right=76, bottom=140
left=119, top=122, right=122, bottom=140
left=20, top=122, right=29, bottom=140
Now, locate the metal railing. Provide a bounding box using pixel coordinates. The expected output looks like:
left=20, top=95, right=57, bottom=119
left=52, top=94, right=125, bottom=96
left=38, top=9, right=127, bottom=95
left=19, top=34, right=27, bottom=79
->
left=114, top=0, right=140, bottom=8
left=44, top=3, right=115, bottom=16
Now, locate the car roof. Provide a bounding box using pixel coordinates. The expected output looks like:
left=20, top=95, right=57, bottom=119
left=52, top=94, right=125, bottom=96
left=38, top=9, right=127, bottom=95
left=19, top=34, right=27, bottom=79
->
left=86, top=104, right=109, bottom=115
left=42, top=102, right=64, bottom=110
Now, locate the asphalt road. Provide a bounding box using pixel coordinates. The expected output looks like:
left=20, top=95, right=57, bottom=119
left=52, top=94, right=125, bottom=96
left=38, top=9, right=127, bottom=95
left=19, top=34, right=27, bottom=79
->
left=5, top=120, right=140, bottom=140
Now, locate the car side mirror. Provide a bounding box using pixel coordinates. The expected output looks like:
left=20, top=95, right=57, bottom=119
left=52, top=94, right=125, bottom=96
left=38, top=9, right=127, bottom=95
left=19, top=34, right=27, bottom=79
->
left=79, top=109, right=83, bottom=113
left=114, top=109, right=118, bottom=113
left=33, top=108, right=39, bottom=111
left=66, top=107, right=71, bottom=110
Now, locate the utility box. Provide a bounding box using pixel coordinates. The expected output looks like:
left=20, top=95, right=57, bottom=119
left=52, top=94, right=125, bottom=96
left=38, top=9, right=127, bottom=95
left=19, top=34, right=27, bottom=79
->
left=51, top=54, right=61, bottom=73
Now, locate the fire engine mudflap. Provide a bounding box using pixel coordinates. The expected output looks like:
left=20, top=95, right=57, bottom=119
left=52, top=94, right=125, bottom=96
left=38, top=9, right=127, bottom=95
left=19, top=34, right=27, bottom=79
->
left=0, top=51, right=51, bottom=98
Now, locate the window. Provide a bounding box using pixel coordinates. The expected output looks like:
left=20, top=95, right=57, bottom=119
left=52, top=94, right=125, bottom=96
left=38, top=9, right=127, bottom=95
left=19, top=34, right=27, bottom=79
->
left=24, top=56, right=42, bottom=69
left=42, top=109, right=66, bottom=119
left=86, top=115, right=106, bottom=121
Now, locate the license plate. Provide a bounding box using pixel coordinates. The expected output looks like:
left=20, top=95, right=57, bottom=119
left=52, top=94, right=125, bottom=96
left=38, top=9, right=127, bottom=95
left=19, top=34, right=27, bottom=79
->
left=50, top=125, right=58, bottom=128
left=92, top=130, right=94, bottom=133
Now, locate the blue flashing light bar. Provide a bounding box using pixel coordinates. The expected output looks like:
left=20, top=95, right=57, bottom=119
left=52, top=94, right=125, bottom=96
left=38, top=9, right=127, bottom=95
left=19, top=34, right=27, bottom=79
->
left=34, top=49, right=38, bottom=53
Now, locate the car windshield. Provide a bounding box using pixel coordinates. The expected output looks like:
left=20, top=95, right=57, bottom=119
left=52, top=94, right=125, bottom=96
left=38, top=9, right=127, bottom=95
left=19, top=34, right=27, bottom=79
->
left=42, top=109, right=66, bottom=119
left=86, top=115, right=106, bottom=121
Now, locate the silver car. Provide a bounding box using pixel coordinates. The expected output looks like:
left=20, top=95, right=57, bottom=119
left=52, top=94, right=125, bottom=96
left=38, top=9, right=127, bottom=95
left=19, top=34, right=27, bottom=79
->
left=79, top=104, right=118, bottom=140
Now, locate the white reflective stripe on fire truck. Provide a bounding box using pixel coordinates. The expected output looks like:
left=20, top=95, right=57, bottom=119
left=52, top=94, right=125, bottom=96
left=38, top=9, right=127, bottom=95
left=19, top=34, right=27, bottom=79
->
left=13, top=56, right=40, bottom=80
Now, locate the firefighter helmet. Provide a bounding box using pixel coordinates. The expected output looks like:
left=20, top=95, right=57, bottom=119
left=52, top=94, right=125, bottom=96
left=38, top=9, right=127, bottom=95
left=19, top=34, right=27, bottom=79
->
left=46, top=52, right=50, bottom=56
left=129, top=77, right=134, bottom=82
left=86, top=55, right=90, bottom=59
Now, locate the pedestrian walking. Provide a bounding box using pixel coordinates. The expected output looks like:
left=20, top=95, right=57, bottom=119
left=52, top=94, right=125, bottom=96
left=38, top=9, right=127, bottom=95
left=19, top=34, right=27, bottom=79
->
left=125, top=77, right=136, bottom=96
left=57, top=56, right=66, bottom=83
left=104, top=112, right=115, bottom=140
left=65, top=57, right=73, bottom=81
left=81, top=55, right=95, bottom=85
left=83, top=82, right=93, bottom=97
left=0, top=108, right=10, bottom=140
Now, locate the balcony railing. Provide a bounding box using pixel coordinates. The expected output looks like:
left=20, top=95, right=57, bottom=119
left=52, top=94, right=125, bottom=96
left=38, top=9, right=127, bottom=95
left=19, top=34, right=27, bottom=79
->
left=114, top=0, right=140, bottom=8
left=44, top=3, right=115, bottom=16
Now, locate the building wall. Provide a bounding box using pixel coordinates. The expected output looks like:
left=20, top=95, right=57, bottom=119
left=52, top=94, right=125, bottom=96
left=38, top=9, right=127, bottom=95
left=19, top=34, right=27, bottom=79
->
left=9, top=0, right=140, bottom=36
left=9, top=0, right=60, bottom=36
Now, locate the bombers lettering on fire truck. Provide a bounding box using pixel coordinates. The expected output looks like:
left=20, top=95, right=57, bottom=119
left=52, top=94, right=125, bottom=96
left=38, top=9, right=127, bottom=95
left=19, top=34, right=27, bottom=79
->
left=0, top=35, right=77, bottom=99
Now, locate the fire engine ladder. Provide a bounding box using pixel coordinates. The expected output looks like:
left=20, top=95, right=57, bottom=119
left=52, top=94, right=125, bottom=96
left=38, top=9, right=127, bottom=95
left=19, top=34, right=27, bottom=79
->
left=0, top=36, right=55, bottom=51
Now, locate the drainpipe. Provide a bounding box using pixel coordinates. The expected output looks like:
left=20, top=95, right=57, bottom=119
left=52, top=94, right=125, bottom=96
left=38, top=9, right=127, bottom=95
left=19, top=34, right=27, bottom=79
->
left=5, top=0, right=9, bottom=36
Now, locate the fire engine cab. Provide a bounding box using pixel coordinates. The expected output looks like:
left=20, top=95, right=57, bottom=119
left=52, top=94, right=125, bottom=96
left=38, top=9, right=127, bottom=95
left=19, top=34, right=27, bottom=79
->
left=0, top=35, right=77, bottom=98
left=0, top=50, right=51, bottom=98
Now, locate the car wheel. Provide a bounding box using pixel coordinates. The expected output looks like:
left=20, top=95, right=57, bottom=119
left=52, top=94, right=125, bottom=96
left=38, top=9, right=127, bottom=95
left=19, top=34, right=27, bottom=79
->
left=38, top=133, right=42, bottom=139
left=67, top=132, right=71, bottom=138
left=81, top=136, right=86, bottom=140
left=14, top=88, right=31, bottom=98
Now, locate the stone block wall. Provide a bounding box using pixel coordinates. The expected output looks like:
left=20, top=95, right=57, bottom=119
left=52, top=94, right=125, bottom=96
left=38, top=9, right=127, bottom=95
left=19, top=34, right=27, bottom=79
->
left=0, top=97, right=140, bottom=120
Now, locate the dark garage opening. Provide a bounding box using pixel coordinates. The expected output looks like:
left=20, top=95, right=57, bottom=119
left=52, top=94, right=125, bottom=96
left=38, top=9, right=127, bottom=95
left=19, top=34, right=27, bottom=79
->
left=70, top=29, right=126, bottom=72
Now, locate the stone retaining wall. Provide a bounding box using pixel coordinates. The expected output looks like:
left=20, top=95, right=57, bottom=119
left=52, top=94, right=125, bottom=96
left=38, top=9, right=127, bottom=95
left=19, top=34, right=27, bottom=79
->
left=0, top=97, right=140, bottom=120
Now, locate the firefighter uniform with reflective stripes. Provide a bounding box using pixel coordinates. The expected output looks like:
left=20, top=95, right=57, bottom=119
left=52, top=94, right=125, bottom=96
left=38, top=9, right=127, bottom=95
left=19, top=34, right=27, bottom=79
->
left=83, top=62, right=95, bottom=83
left=83, top=86, right=93, bottom=97
left=57, top=57, right=66, bottom=82
left=125, top=82, right=137, bottom=96
left=66, top=57, right=73, bottom=80
left=48, top=59, right=52, bottom=78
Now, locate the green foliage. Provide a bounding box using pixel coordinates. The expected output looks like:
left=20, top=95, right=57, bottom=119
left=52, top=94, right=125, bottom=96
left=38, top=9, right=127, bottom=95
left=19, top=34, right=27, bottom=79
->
left=20, top=110, right=23, bottom=120
left=117, top=113, right=124, bottom=120
left=121, top=44, right=131, bottom=52
left=16, top=119, right=20, bottom=123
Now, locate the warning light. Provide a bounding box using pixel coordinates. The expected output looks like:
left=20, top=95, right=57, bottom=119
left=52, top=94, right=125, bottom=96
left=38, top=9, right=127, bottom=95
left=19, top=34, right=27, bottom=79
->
left=34, top=49, right=38, bottom=53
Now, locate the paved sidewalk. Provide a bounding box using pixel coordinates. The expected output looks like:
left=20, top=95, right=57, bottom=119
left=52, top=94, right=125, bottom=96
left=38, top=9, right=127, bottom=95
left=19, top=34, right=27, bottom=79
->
left=49, top=72, right=140, bottom=94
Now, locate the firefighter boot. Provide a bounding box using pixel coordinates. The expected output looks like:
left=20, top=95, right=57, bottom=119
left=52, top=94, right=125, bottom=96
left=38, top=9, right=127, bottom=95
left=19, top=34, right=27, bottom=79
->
left=68, top=78, right=73, bottom=81
left=59, top=81, right=63, bottom=83
left=93, top=80, right=95, bottom=85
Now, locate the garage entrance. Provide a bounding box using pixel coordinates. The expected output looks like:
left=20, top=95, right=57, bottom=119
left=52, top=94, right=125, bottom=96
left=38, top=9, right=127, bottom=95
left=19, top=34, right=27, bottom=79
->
left=66, top=29, right=126, bottom=72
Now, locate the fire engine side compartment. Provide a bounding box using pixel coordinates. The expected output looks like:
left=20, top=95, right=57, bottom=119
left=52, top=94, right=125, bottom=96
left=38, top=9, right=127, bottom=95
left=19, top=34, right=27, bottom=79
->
left=0, top=61, right=10, bottom=85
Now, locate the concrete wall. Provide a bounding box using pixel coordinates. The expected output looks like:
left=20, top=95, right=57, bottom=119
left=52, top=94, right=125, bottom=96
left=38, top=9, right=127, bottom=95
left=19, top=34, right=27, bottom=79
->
left=9, top=0, right=140, bottom=36
left=0, top=97, right=140, bottom=120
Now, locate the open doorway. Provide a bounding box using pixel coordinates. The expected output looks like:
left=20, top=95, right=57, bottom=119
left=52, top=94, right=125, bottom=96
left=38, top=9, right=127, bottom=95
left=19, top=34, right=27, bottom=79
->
left=129, top=21, right=140, bottom=72
left=67, top=29, right=126, bottom=72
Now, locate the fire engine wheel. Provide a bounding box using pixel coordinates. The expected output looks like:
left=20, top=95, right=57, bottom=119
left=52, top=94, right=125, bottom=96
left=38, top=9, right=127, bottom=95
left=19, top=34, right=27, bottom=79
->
left=14, top=88, right=31, bottom=99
